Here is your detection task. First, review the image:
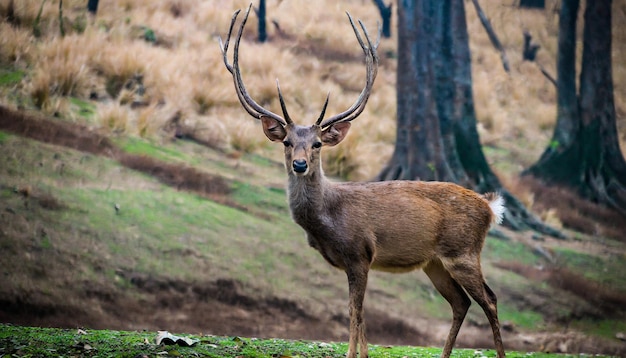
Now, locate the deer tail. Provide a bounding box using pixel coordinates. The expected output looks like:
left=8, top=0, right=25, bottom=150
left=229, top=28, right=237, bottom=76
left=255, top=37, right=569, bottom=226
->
left=483, top=192, right=505, bottom=225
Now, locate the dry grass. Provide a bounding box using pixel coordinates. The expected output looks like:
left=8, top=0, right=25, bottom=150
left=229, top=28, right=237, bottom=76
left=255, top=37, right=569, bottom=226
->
left=0, top=22, right=34, bottom=64
left=0, top=0, right=625, bottom=182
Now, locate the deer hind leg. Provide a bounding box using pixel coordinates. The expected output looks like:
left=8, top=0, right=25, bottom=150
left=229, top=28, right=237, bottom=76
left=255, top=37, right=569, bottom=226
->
left=345, top=262, right=369, bottom=358
left=445, top=258, right=506, bottom=358
left=424, top=258, right=471, bottom=358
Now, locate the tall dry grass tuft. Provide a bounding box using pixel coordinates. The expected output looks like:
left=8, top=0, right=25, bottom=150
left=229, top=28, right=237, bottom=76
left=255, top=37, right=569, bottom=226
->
left=25, top=34, right=98, bottom=109
left=90, top=42, right=147, bottom=99
left=97, top=103, right=130, bottom=135
left=0, top=23, right=34, bottom=65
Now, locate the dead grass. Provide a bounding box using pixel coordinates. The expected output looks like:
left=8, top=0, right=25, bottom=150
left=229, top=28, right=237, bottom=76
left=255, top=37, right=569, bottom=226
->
left=0, top=22, right=34, bottom=65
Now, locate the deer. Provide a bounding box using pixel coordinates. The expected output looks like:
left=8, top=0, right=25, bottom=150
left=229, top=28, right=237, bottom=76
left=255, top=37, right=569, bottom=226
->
left=220, top=5, right=506, bottom=358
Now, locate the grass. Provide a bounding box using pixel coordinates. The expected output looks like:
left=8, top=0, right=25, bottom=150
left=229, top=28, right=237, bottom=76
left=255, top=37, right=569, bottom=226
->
left=0, top=324, right=597, bottom=358
left=0, top=69, right=24, bottom=86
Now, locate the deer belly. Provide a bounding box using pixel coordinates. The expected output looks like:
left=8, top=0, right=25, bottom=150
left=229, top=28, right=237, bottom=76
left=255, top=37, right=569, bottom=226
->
left=370, top=242, right=435, bottom=273
left=370, top=258, right=428, bottom=273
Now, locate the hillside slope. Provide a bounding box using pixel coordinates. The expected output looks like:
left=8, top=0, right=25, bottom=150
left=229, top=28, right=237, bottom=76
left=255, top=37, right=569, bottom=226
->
left=1, top=107, right=625, bottom=355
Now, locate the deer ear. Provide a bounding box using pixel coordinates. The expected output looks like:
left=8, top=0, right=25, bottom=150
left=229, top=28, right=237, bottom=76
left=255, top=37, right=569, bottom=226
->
left=321, top=122, right=351, bottom=146
left=261, top=116, right=287, bottom=142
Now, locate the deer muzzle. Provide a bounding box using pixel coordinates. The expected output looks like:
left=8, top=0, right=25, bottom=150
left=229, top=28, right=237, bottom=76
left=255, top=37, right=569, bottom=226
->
left=292, top=159, right=308, bottom=174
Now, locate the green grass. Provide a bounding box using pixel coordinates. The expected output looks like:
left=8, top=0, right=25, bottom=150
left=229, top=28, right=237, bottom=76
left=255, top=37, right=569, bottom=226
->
left=484, top=237, right=541, bottom=266
left=571, top=319, right=626, bottom=340
left=0, top=130, right=9, bottom=144
left=498, top=303, right=545, bottom=329
left=0, top=324, right=594, bottom=358
left=0, top=69, right=24, bottom=86
left=118, top=137, right=190, bottom=163
left=69, top=97, right=97, bottom=120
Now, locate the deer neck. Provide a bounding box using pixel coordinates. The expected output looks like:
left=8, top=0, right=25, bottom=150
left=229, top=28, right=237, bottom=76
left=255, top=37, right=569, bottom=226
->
left=287, top=167, right=332, bottom=222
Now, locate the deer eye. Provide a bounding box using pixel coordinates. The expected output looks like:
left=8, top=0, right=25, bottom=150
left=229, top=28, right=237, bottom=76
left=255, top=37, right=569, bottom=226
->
left=283, top=140, right=292, bottom=147
left=312, top=141, right=322, bottom=149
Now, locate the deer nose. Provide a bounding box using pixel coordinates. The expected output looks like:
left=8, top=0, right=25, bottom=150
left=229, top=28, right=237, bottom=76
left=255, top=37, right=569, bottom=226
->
left=293, top=159, right=308, bottom=173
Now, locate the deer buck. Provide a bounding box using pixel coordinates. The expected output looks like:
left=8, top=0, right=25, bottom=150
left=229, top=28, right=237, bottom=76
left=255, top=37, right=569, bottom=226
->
left=220, top=5, right=506, bottom=358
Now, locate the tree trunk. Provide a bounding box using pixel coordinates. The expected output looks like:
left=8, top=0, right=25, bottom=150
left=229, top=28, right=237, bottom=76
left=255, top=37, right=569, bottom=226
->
left=257, top=0, right=267, bottom=43
left=519, top=0, right=545, bottom=9
left=526, top=0, right=579, bottom=181
left=378, top=0, right=452, bottom=182
left=378, top=0, right=564, bottom=237
left=87, top=0, right=99, bottom=14
left=525, top=0, right=626, bottom=214
left=372, top=0, right=393, bottom=38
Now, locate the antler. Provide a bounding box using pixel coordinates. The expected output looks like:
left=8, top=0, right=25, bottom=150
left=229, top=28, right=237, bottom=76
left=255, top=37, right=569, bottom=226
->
left=219, top=4, right=292, bottom=126
left=220, top=4, right=380, bottom=129
left=317, top=14, right=380, bottom=129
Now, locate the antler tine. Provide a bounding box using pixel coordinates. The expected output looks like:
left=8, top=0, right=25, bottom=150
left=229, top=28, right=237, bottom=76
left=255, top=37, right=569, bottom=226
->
left=319, top=14, right=380, bottom=129
left=315, top=92, right=331, bottom=125
left=220, top=4, right=287, bottom=126
left=276, top=80, right=293, bottom=125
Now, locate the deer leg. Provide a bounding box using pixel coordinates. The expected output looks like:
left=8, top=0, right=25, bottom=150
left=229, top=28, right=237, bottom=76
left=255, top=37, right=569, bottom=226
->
left=345, top=262, right=369, bottom=358
left=446, top=259, right=506, bottom=358
left=424, top=259, right=471, bottom=358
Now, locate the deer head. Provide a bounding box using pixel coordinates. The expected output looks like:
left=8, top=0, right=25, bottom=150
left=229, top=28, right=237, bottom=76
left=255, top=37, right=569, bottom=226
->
left=219, top=4, right=380, bottom=177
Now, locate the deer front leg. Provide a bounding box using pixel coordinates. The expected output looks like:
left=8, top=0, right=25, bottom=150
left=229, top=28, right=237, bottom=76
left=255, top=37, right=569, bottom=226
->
left=345, top=262, right=369, bottom=358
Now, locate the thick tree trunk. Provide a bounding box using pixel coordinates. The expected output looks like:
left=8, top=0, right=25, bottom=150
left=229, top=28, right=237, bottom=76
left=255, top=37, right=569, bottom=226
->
left=378, top=0, right=453, bottom=182
left=525, top=0, right=626, bottom=214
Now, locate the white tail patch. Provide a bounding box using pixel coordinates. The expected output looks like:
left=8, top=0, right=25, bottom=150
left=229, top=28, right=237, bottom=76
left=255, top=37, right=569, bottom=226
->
left=488, top=194, right=505, bottom=225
